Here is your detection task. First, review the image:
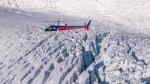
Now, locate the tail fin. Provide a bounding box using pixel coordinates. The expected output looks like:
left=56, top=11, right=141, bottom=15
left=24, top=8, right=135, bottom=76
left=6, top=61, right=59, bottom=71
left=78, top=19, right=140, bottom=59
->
left=87, top=20, right=92, bottom=27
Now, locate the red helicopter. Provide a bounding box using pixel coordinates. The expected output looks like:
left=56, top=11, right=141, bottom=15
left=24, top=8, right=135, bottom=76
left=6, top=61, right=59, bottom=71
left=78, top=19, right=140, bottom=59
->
left=45, top=20, right=92, bottom=31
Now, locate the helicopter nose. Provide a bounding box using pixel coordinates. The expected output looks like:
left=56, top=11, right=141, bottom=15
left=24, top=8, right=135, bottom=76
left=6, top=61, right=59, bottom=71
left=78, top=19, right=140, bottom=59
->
left=45, top=28, right=48, bottom=31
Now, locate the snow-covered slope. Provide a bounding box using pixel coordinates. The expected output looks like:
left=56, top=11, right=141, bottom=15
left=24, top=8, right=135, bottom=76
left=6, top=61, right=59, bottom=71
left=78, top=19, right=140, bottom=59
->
left=0, top=7, right=150, bottom=84
left=0, top=0, right=150, bottom=34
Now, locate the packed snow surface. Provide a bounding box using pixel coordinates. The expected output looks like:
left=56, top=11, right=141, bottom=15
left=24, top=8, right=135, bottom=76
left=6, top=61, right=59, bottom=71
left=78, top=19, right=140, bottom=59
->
left=0, top=0, right=150, bottom=34
left=0, top=7, right=150, bottom=84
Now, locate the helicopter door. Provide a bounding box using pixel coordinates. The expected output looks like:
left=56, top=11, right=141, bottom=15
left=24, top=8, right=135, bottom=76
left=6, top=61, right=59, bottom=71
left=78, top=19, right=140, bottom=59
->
left=51, top=27, right=57, bottom=31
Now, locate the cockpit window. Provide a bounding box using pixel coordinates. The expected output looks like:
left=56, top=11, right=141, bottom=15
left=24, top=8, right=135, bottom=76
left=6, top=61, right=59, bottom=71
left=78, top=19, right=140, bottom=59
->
left=45, top=26, right=57, bottom=31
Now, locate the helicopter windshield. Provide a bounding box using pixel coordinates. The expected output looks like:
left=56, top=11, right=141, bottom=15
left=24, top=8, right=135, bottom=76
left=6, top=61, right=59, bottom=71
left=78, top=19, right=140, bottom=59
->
left=45, top=26, right=57, bottom=31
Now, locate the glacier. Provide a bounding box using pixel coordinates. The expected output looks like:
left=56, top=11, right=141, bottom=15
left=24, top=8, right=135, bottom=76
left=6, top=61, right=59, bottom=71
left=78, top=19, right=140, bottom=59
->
left=0, top=0, right=150, bottom=84
left=1, top=0, right=150, bottom=34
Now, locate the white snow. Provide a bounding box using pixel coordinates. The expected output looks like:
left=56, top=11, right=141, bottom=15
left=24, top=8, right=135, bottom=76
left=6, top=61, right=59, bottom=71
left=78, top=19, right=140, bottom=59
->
left=0, top=0, right=150, bottom=34
left=0, top=0, right=150, bottom=84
